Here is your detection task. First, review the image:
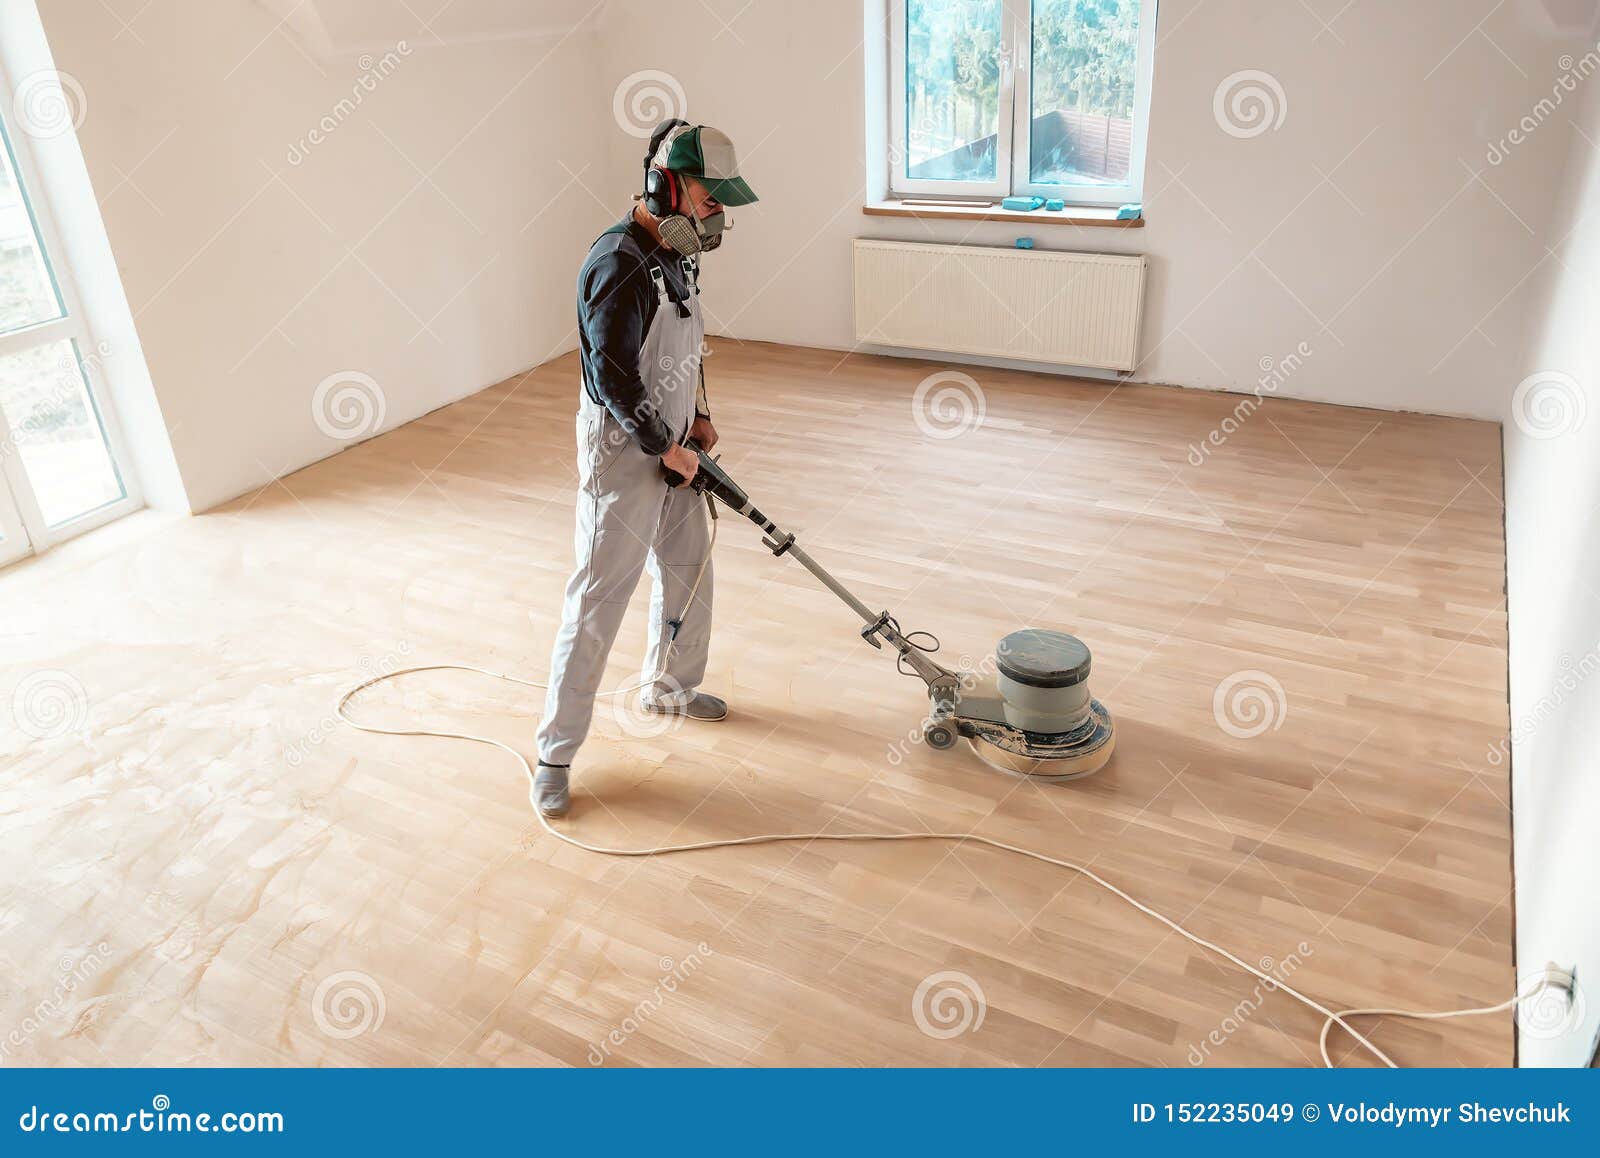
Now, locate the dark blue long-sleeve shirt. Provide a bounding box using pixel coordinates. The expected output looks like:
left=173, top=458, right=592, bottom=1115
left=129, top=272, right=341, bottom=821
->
left=576, top=214, right=702, bottom=457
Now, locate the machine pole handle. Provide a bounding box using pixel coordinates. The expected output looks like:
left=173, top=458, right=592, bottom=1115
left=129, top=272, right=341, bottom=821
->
left=656, top=442, right=960, bottom=694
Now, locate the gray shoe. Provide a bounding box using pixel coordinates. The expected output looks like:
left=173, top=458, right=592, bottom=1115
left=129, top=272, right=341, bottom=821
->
left=532, top=762, right=570, bottom=819
left=641, top=692, right=728, bottom=721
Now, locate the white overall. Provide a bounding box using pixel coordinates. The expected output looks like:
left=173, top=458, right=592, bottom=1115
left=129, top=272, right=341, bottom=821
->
left=536, top=263, right=711, bottom=766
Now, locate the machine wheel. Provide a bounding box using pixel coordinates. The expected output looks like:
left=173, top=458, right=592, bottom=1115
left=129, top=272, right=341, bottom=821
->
left=925, top=724, right=957, bottom=750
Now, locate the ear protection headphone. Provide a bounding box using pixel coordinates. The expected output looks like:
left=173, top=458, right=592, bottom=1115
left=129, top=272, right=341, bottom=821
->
left=642, top=117, right=691, bottom=220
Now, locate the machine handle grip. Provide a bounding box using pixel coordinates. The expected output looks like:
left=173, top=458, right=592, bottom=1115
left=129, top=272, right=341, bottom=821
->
left=661, top=438, right=706, bottom=490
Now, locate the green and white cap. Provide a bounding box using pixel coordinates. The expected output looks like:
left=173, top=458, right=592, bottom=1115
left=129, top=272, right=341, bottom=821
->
left=653, top=124, right=758, bottom=206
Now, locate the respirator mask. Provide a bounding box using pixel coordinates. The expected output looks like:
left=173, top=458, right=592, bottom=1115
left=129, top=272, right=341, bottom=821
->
left=644, top=165, right=731, bottom=257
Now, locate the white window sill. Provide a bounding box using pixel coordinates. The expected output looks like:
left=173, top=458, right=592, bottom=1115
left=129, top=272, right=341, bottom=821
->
left=863, top=199, right=1143, bottom=228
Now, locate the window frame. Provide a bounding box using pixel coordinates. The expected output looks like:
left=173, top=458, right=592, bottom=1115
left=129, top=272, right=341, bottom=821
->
left=887, top=0, right=1158, bottom=208
left=0, top=67, right=140, bottom=561
left=0, top=462, right=31, bottom=567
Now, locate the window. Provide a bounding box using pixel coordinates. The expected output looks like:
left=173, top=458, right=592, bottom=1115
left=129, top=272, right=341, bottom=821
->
left=889, top=0, right=1157, bottom=206
left=0, top=80, right=137, bottom=567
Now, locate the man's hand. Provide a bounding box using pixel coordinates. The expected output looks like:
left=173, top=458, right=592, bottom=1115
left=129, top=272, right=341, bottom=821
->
left=688, top=416, right=718, bottom=452
left=661, top=442, right=700, bottom=488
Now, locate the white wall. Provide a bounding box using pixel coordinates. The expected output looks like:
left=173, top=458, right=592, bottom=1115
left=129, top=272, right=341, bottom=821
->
left=1505, top=68, right=1600, bottom=1068
left=597, top=0, right=1577, bottom=420
left=37, top=0, right=614, bottom=512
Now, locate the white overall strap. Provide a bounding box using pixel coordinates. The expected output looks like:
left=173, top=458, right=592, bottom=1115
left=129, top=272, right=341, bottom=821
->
left=637, top=255, right=701, bottom=441
left=651, top=259, right=693, bottom=318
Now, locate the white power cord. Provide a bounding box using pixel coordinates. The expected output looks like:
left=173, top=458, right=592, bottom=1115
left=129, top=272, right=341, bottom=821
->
left=1314, top=979, right=1553, bottom=1068
left=336, top=501, right=1556, bottom=1068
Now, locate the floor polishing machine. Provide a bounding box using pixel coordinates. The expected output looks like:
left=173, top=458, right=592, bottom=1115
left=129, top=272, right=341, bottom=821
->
left=664, top=442, right=1116, bottom=779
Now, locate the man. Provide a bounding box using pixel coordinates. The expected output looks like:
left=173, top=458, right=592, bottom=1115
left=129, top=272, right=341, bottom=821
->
left=533, top=120, right=758, bottom=819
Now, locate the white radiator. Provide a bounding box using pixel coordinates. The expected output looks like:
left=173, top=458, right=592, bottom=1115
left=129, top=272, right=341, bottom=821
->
left=852, top=239, right=1148, bottom=372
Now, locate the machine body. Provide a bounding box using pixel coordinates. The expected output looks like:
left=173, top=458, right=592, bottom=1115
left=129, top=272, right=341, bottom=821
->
left=663, top=443, right=1116, bottom=779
